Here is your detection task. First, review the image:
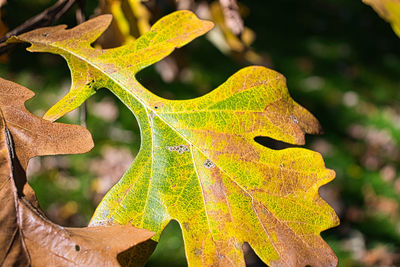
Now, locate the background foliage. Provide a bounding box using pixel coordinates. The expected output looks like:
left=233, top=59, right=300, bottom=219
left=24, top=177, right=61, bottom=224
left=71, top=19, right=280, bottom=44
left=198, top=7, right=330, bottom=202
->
left=1, top=0, right=399, bottom=266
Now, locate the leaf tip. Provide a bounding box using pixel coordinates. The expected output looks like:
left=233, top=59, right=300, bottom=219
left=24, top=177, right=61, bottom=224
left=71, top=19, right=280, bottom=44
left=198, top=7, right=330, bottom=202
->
left=92, top=13, right=113, bottom=29
left=201, top=17, right=215, bottom=32
left=189, top=10, right=215, bottom=34
left=80, top=126, right=95, bottom=152
left=327, top=168, right=336, bottom=184
left=42, top=112, right=58, bottom=122
left=6, top=35, right=20, bottom=44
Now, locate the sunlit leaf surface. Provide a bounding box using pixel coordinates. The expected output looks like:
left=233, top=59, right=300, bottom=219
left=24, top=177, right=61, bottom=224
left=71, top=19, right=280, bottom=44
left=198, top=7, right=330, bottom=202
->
left=11, top=11, right=339, bottom=266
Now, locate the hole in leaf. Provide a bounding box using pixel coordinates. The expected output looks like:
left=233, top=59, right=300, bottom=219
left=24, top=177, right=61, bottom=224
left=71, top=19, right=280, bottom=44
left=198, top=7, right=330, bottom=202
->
left=146, top=220, right=187, bottom=267
left=243, top=242, right=268, bottom=267
left=255, top=136, right=300, bottom=150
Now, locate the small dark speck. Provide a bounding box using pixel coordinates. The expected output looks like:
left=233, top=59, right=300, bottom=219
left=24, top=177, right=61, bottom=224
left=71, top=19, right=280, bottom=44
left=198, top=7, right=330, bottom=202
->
left=194, top=248, right=202, bottom=256
left=75, top=245, right=80, bottom=251
left=290, top=115, right=299, bottom=124
left=154, top=106, right=158, bottom=109
left=204, top=159, right=216, bottom=169
left=183, top=222, right=190, bottom=231
left=42, top=33, right=49, bottom=37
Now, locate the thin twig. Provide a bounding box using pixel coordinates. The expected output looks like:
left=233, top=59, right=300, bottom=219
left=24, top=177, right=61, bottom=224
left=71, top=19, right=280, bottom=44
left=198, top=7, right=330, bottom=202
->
left=75, top=0, right=86, bottom=24
left=0, top=0, right=76, bottom=54
left=75, top=0, right=88, bottom=127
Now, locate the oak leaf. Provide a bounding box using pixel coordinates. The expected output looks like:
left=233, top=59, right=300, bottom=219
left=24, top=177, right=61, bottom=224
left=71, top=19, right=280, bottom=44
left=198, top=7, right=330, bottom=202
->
left=10, top=11, right=340, bottom=266
left=0, top=78, right=154, bottom=266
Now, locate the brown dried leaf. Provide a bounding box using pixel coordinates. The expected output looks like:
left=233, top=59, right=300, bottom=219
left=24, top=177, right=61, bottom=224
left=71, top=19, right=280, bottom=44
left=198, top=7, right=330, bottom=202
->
left=0, top=78, right=154, bottom=266
left=18, top=198, right=154, bottom=266
left=0, top=78, right=94, bottom=170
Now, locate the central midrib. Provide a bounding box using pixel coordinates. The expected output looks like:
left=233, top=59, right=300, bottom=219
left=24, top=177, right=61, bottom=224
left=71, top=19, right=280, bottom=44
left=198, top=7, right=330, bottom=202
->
left=57, top=45, right=308, bottom=241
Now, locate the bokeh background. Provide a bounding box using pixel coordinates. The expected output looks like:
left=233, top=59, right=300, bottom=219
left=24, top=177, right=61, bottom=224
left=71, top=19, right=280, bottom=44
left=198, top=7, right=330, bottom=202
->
left=0, top=0, right=399, bottom=266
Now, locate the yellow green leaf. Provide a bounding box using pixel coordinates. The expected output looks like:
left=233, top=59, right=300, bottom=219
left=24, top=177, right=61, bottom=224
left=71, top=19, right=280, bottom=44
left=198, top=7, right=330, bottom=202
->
left=363, top=0, right=400, bottom=37
left=10, top=11, right=339, bottom=266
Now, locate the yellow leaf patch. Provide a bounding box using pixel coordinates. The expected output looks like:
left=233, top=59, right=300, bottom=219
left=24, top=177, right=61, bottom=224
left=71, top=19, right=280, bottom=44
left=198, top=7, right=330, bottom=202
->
left=10, top=11, right=339, bottom=266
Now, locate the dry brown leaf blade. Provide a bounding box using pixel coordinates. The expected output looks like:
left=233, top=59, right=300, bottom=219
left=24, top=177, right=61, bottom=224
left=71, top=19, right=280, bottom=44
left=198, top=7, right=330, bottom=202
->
left=0, top=110, right=30, bottom=267
left=0, top=77, right=95, bottom=170
left=19, top=198, right=154, bottom=267
left=0, top=76, right=95, bottom=206
left=0, top=78, right=154, bottom=266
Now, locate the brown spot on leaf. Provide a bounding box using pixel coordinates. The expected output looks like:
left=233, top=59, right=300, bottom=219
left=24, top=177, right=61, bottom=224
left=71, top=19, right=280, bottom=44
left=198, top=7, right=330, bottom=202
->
left=183, top=222, right=190, bottom=231
left=204, top=159, right=216, bottom=169
left=290, top=115, right=298, bottom=124
left=167, top=144, right=189, bottom=154
left=194, top=248, right=202, bottom=256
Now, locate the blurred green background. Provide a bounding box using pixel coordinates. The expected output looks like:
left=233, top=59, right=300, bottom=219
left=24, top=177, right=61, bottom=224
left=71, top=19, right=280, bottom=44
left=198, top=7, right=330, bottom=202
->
left=0, top=0, right=399, bottom=266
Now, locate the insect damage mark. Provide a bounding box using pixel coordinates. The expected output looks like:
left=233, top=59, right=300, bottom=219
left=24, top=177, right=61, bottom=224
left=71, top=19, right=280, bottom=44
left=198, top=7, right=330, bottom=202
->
left=86, top=79, right=99, bottom=91
left=167, top=144, right=189, bottom=154
left=193, top=248, right=202, bottom=256
left=183, top=222, right=190, bottom=231
left=152, top=102, right=164, bottom=110
left=255, top=136, right=300, bottom=150
left=204, top=159, right=215, bottom=169
left=290, top=115, right=298, bottom=124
